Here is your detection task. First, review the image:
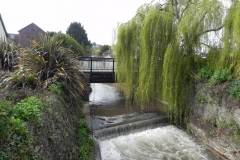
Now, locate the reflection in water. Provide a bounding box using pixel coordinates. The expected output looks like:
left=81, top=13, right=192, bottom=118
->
left=99, top=126, right=220, bottom=160
left=90, top=83, right=163, bottom=116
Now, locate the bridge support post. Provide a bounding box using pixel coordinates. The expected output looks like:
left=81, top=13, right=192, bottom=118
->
left=82, top=73, right=91, bottom=101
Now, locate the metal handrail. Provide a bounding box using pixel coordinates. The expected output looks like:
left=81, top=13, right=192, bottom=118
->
left=78, top=57, right=115, bottom=83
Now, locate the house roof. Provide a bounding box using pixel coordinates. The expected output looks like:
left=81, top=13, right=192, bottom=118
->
left=0, top=14, right=8, bottom=38
left=18, top=23, right=45, bottom=33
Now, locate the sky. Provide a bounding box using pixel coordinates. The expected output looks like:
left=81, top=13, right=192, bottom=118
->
left=0, top=0, right=154, bottom=45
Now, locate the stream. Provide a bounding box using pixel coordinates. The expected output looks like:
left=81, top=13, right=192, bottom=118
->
left=89, top=83, right=221, bottom=160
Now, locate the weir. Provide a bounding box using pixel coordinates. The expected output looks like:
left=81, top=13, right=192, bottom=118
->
left=93, top=116, right=169, bottom=140
left=90, top=84, right=221, bottom=160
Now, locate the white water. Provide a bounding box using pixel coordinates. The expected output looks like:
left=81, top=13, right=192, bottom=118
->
left=99, top=125, right=219, bottom=160
left=91, top=84, right=220, bottom=160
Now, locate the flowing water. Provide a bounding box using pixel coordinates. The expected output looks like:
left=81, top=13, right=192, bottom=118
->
left=90, top=83, right=164, bottom=130
left=89, top=83, right=221, bottom=160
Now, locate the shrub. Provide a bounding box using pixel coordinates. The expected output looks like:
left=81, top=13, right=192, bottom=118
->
left=53, top=33, right=84, bottom=56
left=6, top=34, right=86, bottom=100
left=0, top=97, right=40, bottom=159
left=0, top=99, right=14, bottom=140
left=0, top=40, right=19, bottom=71
left=6, top=67, right=39, bottom=88
left=228, top=80, right=240, bottom=100
left=198, top=66, right=213, bottom=79
left=13, top=96, right=42, bottom=124
left=48, top=81, right=64, bottom=94
left=210, top=69, right=231, bottom=84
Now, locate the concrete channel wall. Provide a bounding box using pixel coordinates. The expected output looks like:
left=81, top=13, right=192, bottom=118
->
left=189, top=82, right=240, bottom=160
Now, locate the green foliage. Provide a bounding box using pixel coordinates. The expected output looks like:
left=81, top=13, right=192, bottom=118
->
left=53, top=33, right=84, bottom=56
left=5, top=33, right=86, bottom=101
left=10, top=117, right=27, bottom=135
left=47, top=31, right=57, bottom=37
left=115, top=17, right=141, bottom=101
left=218, top=2, right=240, bottom=79
left=115, top=0, right=224, bottom=124
left=218, top=120, right=228, bottom=129
left=79, top=119, right=88, bottom=131
left=0, top=99, right=14, bottom=140
left=206, top=47, right=221, bottom=71
left=97, top=45, right=110, bottom=55
left=78, top=118, right=94, bottom=160
left=0, top=97, right=41, bottom=159
left=3, top=67, right=39, bottom=89
left=198, top=66, right=213, bottom=79
left=196, top=93, right=206, bottom=103
left=0, top=40, right=19, bottom=71
left=0, top=35, right=86, bottom=102
left=228, top=80, right=240, bottom=100
left=66, top=22, right=91, bottom=47
left=136, top=6, right=175, bottom=105
left=13, top=96, right=42, bottom=125
left=230, top=121, right=240, bottom=136
left=210, top=69, right=231, bottom=84
left=48, top=81, right=64, bottom=94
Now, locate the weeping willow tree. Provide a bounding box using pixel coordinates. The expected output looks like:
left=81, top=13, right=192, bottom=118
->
left=162, top=0, right=224, bottom=123
left=115, top=20, right=139, bottom=100
left=135, top=5, right=175, bottom=106
left=115, top=0, right=225, bottom=124
left=115, top=5, right=150, bottom=101
left=218, top=1, right=240, bottom=78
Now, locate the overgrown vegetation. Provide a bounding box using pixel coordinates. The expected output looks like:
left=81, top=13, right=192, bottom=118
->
left=48, top=81, right=64, bottom=94
left=228, top=80, right=240, bottom=100
left=53, top=33, right=84, bottom=56
left=210, top=69, right=231, bottom=84
left=115, top=0, right=225, bottom=124
left=0, top=33, right=92, bottom=158
left=198, top=66, right=213, bottom=79
left=0, top=41, right=19, bottom=71
left=0, top=97, right=42, bottom=159
left=78, top=102, right=94, bottom=160
left=96, top=45, right=111, bottom=56
left=1, top=34, right=86, bottom=100
left=115, top=0, right=240, bottom=125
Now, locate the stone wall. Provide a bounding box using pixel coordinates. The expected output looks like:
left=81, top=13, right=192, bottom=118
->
left=189, top=82, right=240, bottom=160
left=28, top=91, right=81, bottom=160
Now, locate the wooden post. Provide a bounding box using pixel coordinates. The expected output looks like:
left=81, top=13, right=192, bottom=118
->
left=90, top=57, right=92, bottom=83
left=113, top=58, right=115, bottom=83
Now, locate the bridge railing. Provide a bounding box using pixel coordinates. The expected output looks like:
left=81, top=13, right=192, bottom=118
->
left=78, top=57, right=116, bottom=72
left=78, top=57, right=116, bottom=83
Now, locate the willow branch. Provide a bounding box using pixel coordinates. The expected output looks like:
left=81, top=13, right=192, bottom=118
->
left=200, top=42, right=214, bottom=49
left=197, top=26, right=223, bottom=37
left=180, top=0, right=193, bottom=19
left=173, top=0, right=180, bottom=20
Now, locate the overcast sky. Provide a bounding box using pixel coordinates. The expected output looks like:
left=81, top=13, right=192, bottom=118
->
left=0, top=0, right=154, bottom=45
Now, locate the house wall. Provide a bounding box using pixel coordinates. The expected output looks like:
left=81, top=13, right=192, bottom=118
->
left=0, top=20, right=7, bottom=40
left=19, top=23, right=46, bottom=47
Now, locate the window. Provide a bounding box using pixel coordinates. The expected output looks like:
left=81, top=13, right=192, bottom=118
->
left=31, top=29, right=35, bottom=32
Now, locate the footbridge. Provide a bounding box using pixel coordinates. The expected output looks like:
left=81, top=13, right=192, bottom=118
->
left=79, top=57, right=116, bottom=83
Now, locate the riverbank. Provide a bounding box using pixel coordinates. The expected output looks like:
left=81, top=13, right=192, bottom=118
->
left=82, top=101, right=101, bottom=160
